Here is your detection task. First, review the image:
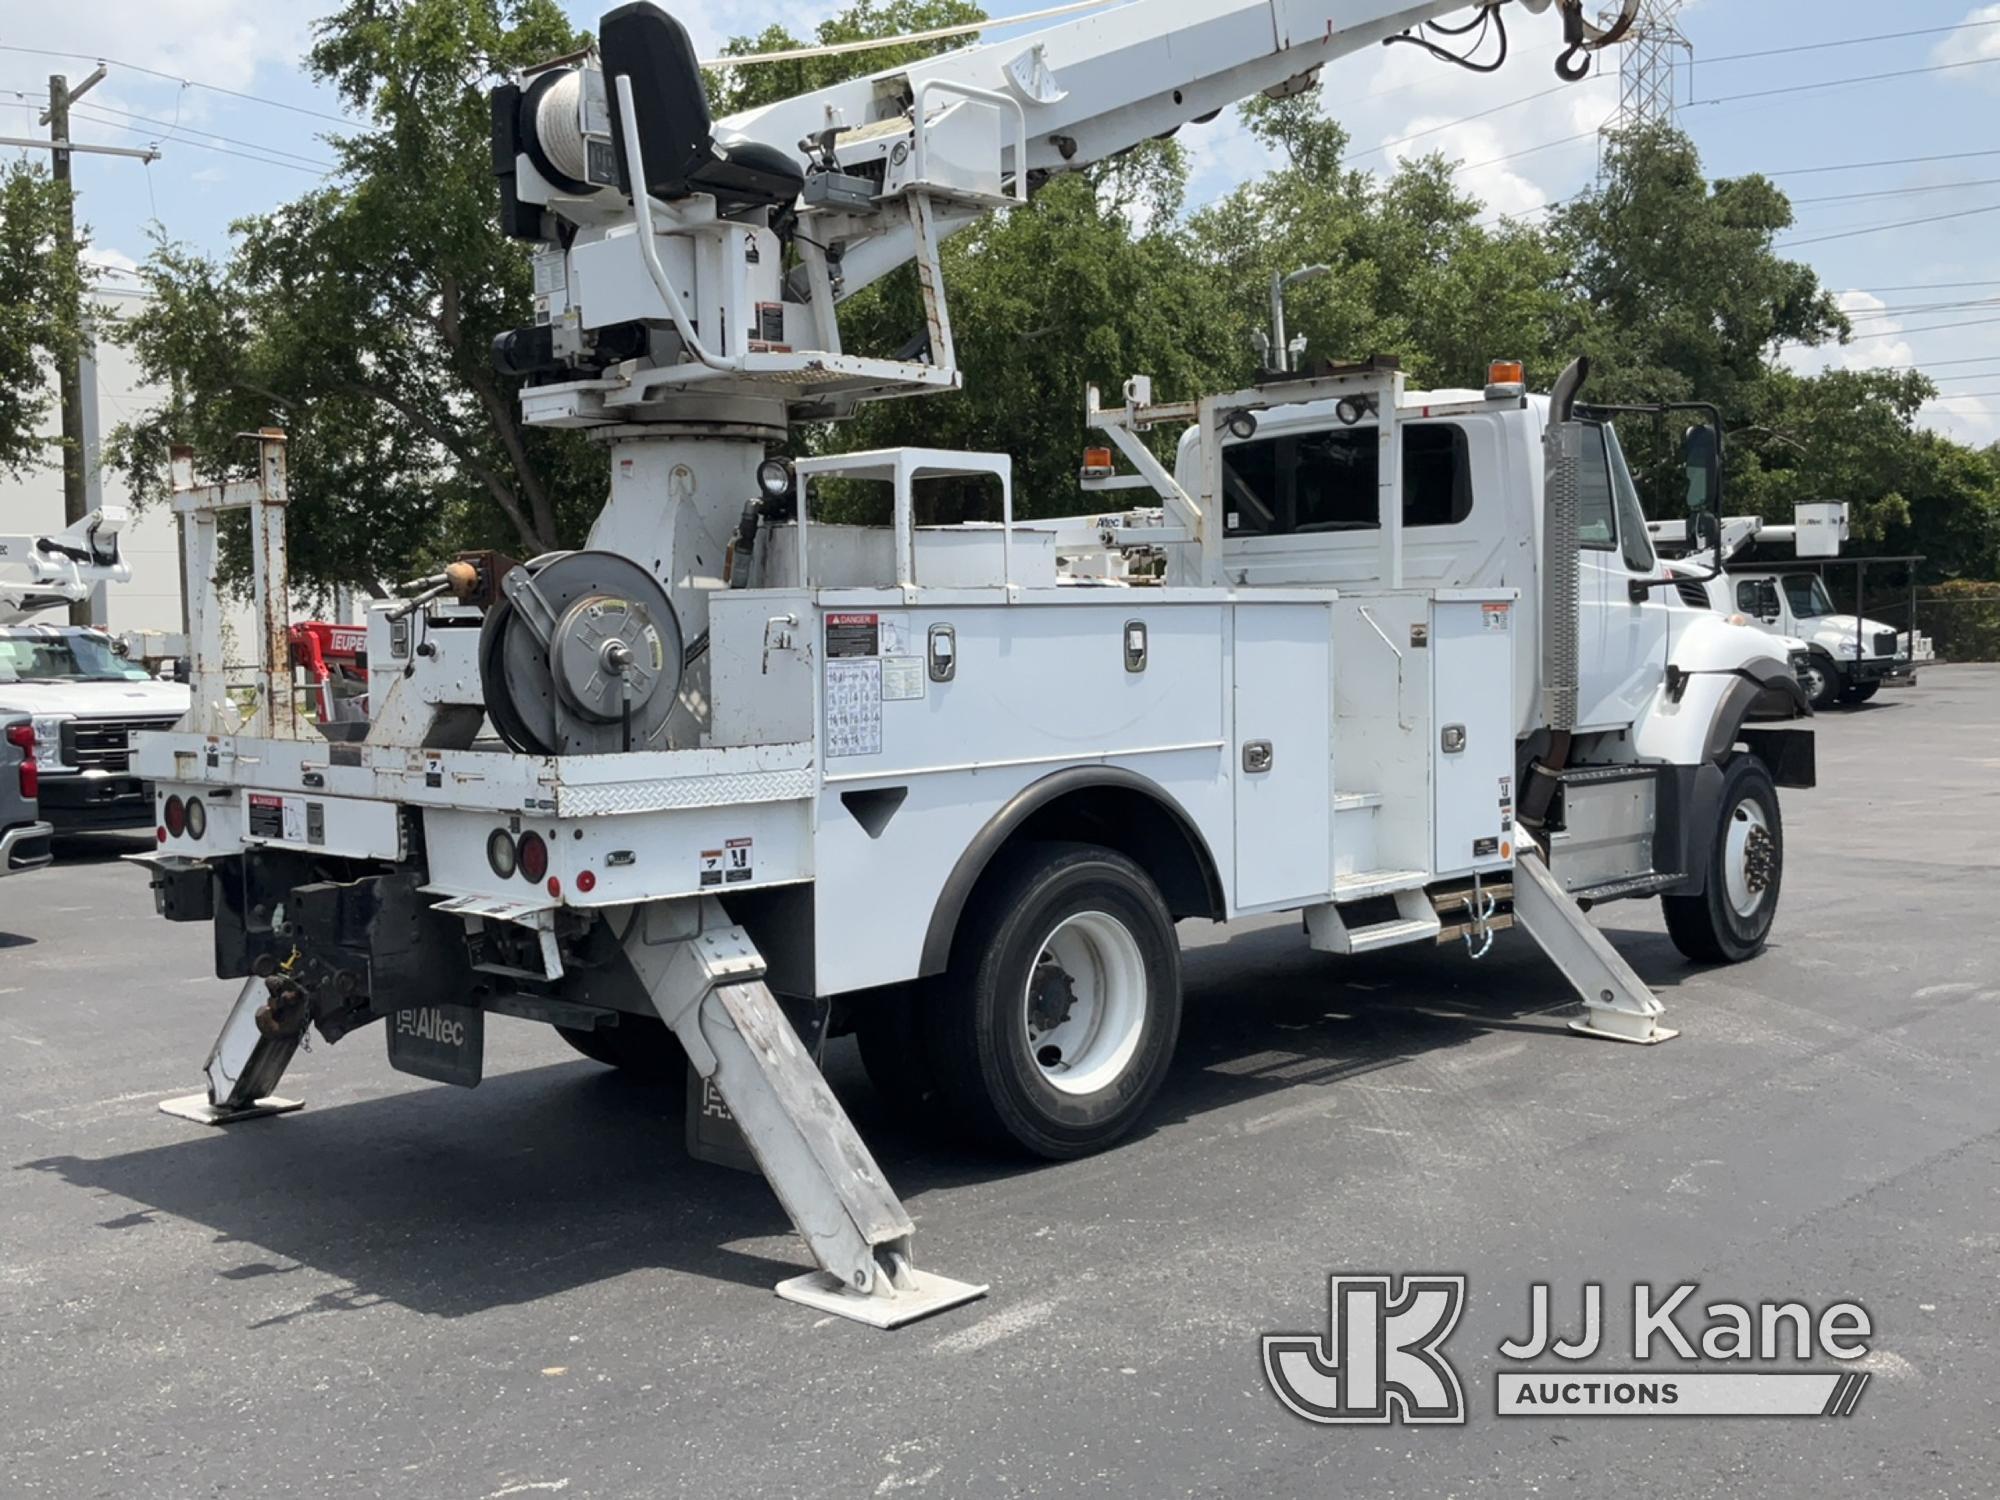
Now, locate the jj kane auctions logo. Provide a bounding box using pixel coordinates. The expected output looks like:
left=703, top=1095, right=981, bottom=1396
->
left=1263, top=1276, right=1874, bottom=1424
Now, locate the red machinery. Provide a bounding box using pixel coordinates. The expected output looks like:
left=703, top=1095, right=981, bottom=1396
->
left=288, top=622, right=369, bottom=729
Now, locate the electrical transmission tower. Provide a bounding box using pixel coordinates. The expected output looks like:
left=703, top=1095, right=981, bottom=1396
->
left=1602, top=0, right=1692, bottom=132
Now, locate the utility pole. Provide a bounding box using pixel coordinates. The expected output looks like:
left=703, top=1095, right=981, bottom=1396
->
left=42, top=66, right=109, bottom=625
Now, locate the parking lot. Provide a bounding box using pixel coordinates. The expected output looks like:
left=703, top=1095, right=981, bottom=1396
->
left=2, top=665, right=1996, bottom=1498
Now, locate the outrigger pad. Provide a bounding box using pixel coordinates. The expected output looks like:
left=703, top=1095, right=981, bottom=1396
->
left=1567, top=1016, right=1679, bottom=1046
left=158, top=1093, right=303, bottom=1125
left=776, top=1269, right=989, bottom=1330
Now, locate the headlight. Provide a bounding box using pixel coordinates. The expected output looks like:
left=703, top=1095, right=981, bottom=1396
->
left=30, top=715, right=72, bottom=770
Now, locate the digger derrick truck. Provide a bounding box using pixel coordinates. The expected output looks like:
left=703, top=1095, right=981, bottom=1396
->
left=132, top=0, right=1812, bottom=1328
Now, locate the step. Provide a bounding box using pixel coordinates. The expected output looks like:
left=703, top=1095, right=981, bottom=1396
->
left=1334, top=791, right=1385, bottom=813
left=1341, top=917, right=1444, bottom=954
left=1333, top=868, right=1431, bottom=901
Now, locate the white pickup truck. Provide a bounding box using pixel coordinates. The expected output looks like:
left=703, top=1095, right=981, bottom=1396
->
left=0, top=625, right=190, bottom=832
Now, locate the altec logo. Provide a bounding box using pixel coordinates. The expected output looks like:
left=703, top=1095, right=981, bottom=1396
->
left=1263, top=1275, right=1468, bottom=1425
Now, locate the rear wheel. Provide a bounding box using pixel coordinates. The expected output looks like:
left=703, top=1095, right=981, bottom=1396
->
left=556, top=1015, right=686, bottom=1083
left=924, top=844, right=1181, bottom=1159
left=853, top=984, right=943, bottom=1122
left=1841, top=680, right=1881, bottom=704
left=1662, top=755, right=1783, bottom=963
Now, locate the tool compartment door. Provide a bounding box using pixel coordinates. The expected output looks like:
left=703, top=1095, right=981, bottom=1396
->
left=1431, top=596, right=1517, bottom=876
left=1231, top=602, right=1333, bottom=910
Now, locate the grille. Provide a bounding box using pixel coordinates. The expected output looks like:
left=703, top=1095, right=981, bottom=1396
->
left=60, top=715, right=183, bottom=773
left=1873, top=631, right=1900, bottom=657
left=1675, top=580, right=1711, bottom=609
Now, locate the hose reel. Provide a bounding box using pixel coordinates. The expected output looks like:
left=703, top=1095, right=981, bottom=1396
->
left=478, top=550, right=684, bottom=755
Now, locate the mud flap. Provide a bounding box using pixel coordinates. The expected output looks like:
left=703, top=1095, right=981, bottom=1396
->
left=386, top=1002, right=486, bottom=1087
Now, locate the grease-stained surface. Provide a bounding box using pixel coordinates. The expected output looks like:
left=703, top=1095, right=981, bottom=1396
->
left=3, top=667, right=1996, bottom=1498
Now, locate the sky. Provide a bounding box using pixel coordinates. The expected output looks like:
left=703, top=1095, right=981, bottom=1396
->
left=5, top=0, right=1998, bottom=446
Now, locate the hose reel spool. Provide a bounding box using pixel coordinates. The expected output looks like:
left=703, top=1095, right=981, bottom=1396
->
left=478, top=550, right=684, bottom=755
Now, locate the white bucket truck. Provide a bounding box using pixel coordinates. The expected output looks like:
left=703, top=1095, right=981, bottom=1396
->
left=132, top=0, right=1810, bottom=1326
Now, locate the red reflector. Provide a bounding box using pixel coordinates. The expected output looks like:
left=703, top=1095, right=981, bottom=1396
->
left=156, top=827, right=168, bottom=843
left=575, top=869, right=596, bottom=893
left=3, top=723, right=30, bottom=750
left=163, top=795, right=187, bottom=837
left=546, top=876, right=562, bottom=898
left=516, top=830, right=548, bottom=883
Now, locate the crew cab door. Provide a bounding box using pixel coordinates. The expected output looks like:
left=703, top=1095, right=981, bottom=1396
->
left=1573, top=422, right=1672, bottom=730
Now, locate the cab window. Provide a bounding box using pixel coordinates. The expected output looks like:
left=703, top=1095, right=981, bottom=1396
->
left=1577, top=423, right=1616, bottom=549
left=1604, top=423, right=1656, bottom=572
left=1222, top=422, right=1473, bottom=537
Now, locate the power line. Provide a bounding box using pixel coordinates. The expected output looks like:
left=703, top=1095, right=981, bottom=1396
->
left=1780, top=314, right=2000, bottom=349
left=1777, top=201, right=2000, bottom=250
left=0, top=42, right=365, bottom=129
left=71, top=103, right=334, bottom=173
left=1789, top=175, right=2000, bottom=208
left=1699, top=18, right=2000, bottom=67
left=1761, top=148, right=2000, bottom=179
left=1922, top=392, right=2000, bottom=402
left=1687, top=54, right=2000, bottom=111
left=1858, top=280, right=2000, bottom=293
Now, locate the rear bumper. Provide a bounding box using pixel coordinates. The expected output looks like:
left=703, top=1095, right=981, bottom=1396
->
left=0, top=820, right=54, bottom=874
left=39, top=773, right=153, bottom=831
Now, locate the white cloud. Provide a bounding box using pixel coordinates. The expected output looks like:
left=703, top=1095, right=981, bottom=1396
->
left=1786, top=289, right=1998, bottom=444
left=1934, top=5, right=2000, bottom=76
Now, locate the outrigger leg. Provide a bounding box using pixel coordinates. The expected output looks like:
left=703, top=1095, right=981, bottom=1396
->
left=1513, top=835, right=1678, bottom=1045
left=159, top=974, right=309, bottom=1123
left=625, top=897, right=987, bottom=1328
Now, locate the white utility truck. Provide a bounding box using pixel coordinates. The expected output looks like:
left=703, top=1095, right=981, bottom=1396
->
left=0, top=508, right=191, bottom=832
left=134, top=0, right=1812, bottom=1327
left=1649, top=508, right=1918, bottom=708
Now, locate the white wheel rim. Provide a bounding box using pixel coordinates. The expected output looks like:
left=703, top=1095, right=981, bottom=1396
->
left=1800, top=663, right=1826, bottom=699
left=1021, top=910, right=1147, bottom=1097
left=1723, top=798, right=1775, bottom=919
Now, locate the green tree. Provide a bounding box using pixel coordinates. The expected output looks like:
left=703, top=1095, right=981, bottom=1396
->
left=707, top=0, right=986, bottom=116
left=109, top=0, right=594, bottom=590
left=0, top=160, right=90, bottom=477
left=1548, top=122, right=1846, bottom=410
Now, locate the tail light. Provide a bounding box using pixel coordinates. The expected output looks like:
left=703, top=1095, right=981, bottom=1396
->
left=516, top=830, right=548, bottom=883
left=185, top=796, right=207, bottom=840
left=163, top=794, right=187, bottom=838
left=6, top=722, right=35, bottom=800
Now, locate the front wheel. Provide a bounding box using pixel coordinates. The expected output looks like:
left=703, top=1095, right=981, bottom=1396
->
left=1841, top=680, right=1881, bottom=704
left=924, top=844, right=1182, bottom=1159
left=1801, top=654, right=1840, bottom=710
left=1662, top=755, right=1783, bottom=963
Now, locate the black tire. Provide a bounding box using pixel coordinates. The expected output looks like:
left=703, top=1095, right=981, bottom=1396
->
left=922, top=843, right=1181, bottom=1159
left=556, top=1015, right=687, bottom=1083
left=1662, top=755, right=1783, bottom=964
left=1841, top=680, right=1881, bottom=704
left=1802, top=653, right=1841, bottom=711
left=853, top=984, right=944, bottom=1122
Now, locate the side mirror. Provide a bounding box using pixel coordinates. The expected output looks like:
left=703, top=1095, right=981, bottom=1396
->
left=1757, top=581, right=1782, bottom=622
left=1681, top=423, right=1722, bottom=517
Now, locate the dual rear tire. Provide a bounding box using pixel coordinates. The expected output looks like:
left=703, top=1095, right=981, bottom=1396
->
left=858, top=844, right=1182, bottom=1160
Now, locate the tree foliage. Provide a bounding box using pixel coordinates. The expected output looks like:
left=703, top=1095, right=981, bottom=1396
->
left=0, top=160, right=90, bottom=477
left=109, top=0, right=595, bottom=590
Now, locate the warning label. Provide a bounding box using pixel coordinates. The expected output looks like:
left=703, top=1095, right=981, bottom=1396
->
left=248, top=793, right=284, bottom=840
left=1483, top=603, right=1512, bottom=633
left=700, top=838, right=756, bottom=887
left=825, top=611, right=880, bottom=657
left=881, top=656, right=925, bottom=701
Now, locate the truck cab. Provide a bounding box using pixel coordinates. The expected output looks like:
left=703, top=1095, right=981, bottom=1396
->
left=1730, top=570, right=1914, bottom=707
left=0, top=625, right=191, bottom=832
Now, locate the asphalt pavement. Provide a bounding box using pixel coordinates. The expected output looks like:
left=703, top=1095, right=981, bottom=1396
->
left=3, top=666, right=1996, bottom=1498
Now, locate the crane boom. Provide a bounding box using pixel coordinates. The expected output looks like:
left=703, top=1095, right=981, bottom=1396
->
left=491, top=0, right=1632, bottom=420
left=0, top=508, right=131, bottom=625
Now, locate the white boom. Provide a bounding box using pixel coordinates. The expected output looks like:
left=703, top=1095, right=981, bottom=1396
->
left=0, top=507, right=132, bottom=625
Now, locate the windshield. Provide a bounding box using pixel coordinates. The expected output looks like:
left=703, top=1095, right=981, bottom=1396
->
left=0, top=630, right=154, bottom=684
left=1780, top=574, right=1838, bottom=620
